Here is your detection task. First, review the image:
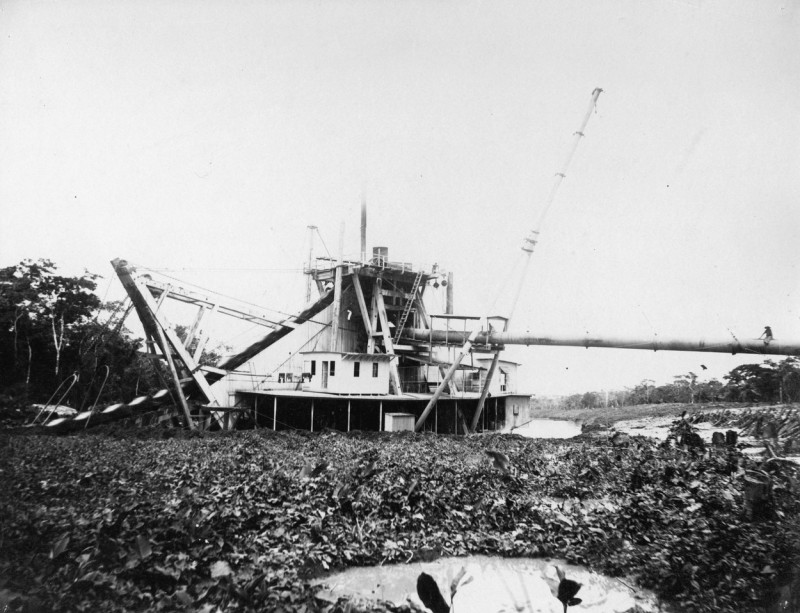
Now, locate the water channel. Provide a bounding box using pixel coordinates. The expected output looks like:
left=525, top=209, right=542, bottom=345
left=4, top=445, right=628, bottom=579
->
left=314, top=555, right=661, bottom=613
left=508, top=418, right=583, bottom=439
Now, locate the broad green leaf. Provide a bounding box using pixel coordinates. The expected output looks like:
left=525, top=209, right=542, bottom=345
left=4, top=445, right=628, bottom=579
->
left=50, top=534, right=70, bottom=559
left=210, top=560, right=232, bottom=578
left=136, top=535, right=152, bottom=559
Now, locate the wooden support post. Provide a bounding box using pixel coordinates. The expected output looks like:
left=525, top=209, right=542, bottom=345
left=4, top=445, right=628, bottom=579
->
left=331, top=266, right=343, bottom=352
left=273, top=397, right=277, bottom=431
left=123, top=271, right=220, bottom=406
left=184, top=305, right=206, bottom=349
left=133, top=281, right=223, bottom=428
left=311, top=399, right=315, bottom=432
left=414, top=293, right=431, bottom=330
left=254, top=397, right=259, bottom=429
left=438, top=365, right=459, bottom=395
left=331, top=223, right=345, bottom=352
left=352, top=271, right=375, bottom=349
left=145, top=331, right=157, bottom=355
left=112, top=300, right=134, bottom=335
left=368, top=285, right=380, bottom=354
left=415, top=323, right=483, bottom=431
left=306, top=225, right=317, bottom=303
left=347, top=400, right=351, bottom=431
left=374, top=286, right=403, bottom=394
left=379, top=401, right=383, bottom=431
left=193, top=303, right=218, bottom=363
left=470, top=350, right=501, bottom=433
left=153, top=323, right=195, bottom=430
left=154, top=284, right=171, bottom=313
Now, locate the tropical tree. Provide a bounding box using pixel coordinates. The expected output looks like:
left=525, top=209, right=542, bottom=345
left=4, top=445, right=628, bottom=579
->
left=672, top=372, right=699, bottom=404
left=0, top=260, right=166, bottom=407
left=775, top=357, right=800, bottom=403
left=722, top=362, right=780, bottom=402
left=0, top=259, right=100, bottom=396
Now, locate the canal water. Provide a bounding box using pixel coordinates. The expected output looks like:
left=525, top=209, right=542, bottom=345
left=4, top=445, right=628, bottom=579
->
left=507, top=418, right=583, bottom=439
left=314, top=555, right=661, bottom=613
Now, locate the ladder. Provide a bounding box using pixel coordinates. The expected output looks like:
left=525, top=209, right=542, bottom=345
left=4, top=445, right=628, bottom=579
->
left=394, top=270, right=425, bottom=344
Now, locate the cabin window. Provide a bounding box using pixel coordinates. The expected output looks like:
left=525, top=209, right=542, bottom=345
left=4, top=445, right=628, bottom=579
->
left=353, top=361, right=360, bottom=377
left=311, top=361, right=316, bottom=376
left=471, top=371, right=480, bottom=381
left=330, top=361, right=336, bottom=376
left=285, top=373, right=293, bottom=382
left=372, top=362, right=379, bottom=377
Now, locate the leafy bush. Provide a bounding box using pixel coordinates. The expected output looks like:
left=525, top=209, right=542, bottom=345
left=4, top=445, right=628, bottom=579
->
left=0, top=430, right=797, bottom=612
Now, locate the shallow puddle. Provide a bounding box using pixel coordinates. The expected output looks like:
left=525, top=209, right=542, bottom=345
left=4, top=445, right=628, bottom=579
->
left=509, top=418, right=583, bottom=439
left=314, top=555, right=661, bottom=612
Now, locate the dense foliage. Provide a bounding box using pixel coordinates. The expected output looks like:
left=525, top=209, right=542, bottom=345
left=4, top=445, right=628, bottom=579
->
left=0, top=260, right=165, bottom=415
left=1, top=428, right=798, bottom=613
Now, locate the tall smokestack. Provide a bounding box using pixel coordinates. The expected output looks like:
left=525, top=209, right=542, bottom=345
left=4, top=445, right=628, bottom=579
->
left=446, top=272, right=454, bottom=314
left=360, top=194, right=367, bottom=264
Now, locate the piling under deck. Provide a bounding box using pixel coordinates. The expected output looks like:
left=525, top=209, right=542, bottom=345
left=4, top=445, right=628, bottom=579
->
left=237, top=390, right=532, bottom=434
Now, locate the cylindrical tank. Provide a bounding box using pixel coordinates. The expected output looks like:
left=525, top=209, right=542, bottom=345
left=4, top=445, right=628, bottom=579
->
left=372, top=246, right=388, bottom=267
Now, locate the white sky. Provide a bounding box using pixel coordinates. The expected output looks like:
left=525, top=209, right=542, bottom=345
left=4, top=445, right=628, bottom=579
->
left=1, top=0, right=798, bottom=396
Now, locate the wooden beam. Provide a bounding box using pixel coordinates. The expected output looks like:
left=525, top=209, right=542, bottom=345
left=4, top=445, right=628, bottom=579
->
left=470, top=350, right=501, bottom=433
left=470, top=318, right=509, bottom=432
left=111, top=299, right=134, bottom=335
left=112, top=261, right=219, bottom=409
left=380, top=288, right=415, bottom=300
left=368, top=284, right=379, bottom=354
left=130, top=275, right=221, bottom=408
left=154, top=284, right=171, bottom=313
left=144, top=277, right=279, bottom=328
left=192, top=304, right=218, bottom=363
left=214, top=289, right=334, bottom=373
left=152, top=319, right=195, bottom=430
left=415, top=323, right=484, bottom=431
left=184, top=305, right=206, bottom=349
left=196, top=365, right=228, bottom=376
left=331, top=223, right=345, bottom=352
left=351, top=272, right=372, bottom=329
left=331, top=266, right=343, bottom=352
left=414, top=292, right=431, bottom=330
left=438, top=365, right=458, bottom=395
left=374, top=284, right=403, bottom=395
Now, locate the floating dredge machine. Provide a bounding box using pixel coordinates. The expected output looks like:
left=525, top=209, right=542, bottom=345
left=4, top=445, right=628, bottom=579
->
left=45, top=88, right=800, bottom=433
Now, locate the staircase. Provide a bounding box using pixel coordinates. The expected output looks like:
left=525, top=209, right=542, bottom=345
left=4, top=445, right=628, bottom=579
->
left=393, top=270, right=425, bottom=344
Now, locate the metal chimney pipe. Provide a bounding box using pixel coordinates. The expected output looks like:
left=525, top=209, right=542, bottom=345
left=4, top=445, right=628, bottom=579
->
left=446, top=272, right=454, bottom=314
left=360, top=194, right=367, bottom=264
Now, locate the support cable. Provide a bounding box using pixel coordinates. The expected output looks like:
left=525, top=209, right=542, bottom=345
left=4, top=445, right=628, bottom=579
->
left=416, top=87, right=604, bottom=432
left=33, top=373, right=79, bottom=426
left=84, top=366, right=110, bottom=430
